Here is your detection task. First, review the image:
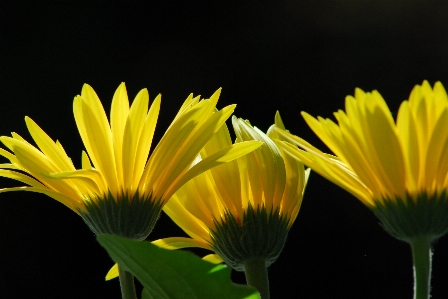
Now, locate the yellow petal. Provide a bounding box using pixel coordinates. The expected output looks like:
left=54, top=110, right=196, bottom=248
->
left=203, top=254, right=224, bottom=264
left=152, top=237, right=212, bottom=250
left=200, top=123, right=242, bottom=219
left=46, top=169, right=103, bottom=196
left=424, top=108, right=448, bottom=192
left=110, top=83, right=130, bottom=186
left=163, top=196, right=213, bottom=242
left=0, top=137, right=56, bottom=172
left=155, top=104, right=236, bottom=198
left=133, top=94, right=161, bottom=191
left=232, top=116, right=286, bottom=211
left=173, top=93, right=200, bottom=122
left=141, top=99, right=211, bottom=195
left=171, top=169, right=224, bottom=229
left=0, top=147, right=19, bottom=164
left=81, top=151, right=93, bottom=169
left=105, top=264, right=119, bottom=280
left=333, top=110, right=383, bottom=198
left=362, top=94, right=406, bottom=198
left=74, top=88, right=118, bottom=194
left=275, top=145, right=305, bottom=224
left=164, top=141, right=262, bottom=201
left=122, top=88, right=149, bottom=190
left=0, top=169, right=45, bottom=188
left=0, top=186, right=82, bottom=213
left=25, top=117, right=75, bottom=171
left=287, top=167, right=311, bottom=227
left=273, top=130, right=373, bottom=206
left=12, top=147, right=83, bottom=201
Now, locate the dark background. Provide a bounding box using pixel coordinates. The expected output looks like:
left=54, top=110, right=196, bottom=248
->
left=1, top=1, right=448, bottom=298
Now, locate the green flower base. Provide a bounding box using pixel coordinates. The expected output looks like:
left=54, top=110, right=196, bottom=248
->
left=79, top=190, right=163, bottom=240
left=210, top=204, right=290, bottom=271
left=372, top=191, right=448, bottom=243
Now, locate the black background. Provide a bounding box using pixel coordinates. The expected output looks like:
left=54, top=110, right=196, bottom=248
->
left=2, top=2, right=448, bottom=298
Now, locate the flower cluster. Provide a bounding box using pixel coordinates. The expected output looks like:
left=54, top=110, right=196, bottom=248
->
left=1, top=80, right=448, bottom=299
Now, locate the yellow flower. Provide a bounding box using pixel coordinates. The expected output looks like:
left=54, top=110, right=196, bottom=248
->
left=0, top=83, right=261, bottom=239
left=274, top=80, right=448, bottom=299
left=274, top=81, right=448, bottom=242
left=153, top=112, right=310, bottom=269
left=105, top=112, right=309, bottom=297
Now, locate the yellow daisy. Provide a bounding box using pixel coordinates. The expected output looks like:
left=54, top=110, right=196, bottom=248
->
left=274, top=81, right=448, bottom=299
left=0, top=83, right=261, bottom=240
left=135, top=112, right=310, bottom=299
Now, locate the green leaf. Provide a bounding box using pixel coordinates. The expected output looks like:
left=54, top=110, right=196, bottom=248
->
left=141, top=288, right=152, bottom=299
left=97, top=235, right=260, bottom=299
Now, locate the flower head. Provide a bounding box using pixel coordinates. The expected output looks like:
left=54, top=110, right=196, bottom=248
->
left=274, top=81, right=448, bottom=242
left=153, top=112, right=310, bottom=270
left=0, top=83, right=261, bottom=239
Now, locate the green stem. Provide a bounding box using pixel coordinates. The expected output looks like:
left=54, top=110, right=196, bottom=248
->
left=243, top=258, right=269, bottom=299
left=410, top=237, right=432, bottom=299
left=118, top=263, right=137, bottom=299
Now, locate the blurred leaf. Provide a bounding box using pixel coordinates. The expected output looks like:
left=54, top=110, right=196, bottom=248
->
left=142, top=288, right=152, bottom=299
left=97, top=235, right=260, bottom=299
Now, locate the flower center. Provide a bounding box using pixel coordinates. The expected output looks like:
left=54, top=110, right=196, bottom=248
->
left=209, top=204, right=290, bottom=271
left=372, top=191, right=448, bottom=243
left=79, top=190, right=163, bottom=240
